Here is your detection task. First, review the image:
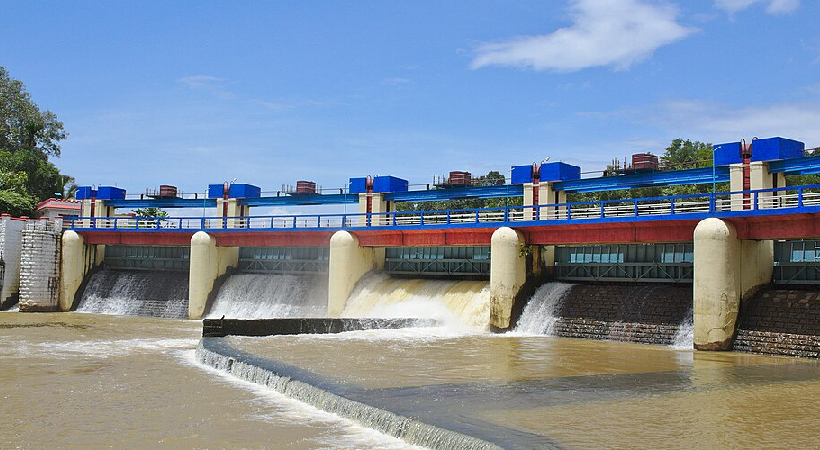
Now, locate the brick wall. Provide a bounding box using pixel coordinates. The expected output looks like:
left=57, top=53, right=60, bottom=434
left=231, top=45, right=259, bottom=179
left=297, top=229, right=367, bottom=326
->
left=735, top=286, right=820, bottom=358
left=19, top=222, right=61, bottom=311
left=551, top=283, right=693, bottom=345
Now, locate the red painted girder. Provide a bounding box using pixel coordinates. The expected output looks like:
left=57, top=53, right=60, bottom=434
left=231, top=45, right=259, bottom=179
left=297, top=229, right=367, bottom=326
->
left=728, top=213, right=820, bottom=240
left=78, top=231, right=194, bottom=246
left=214, top=231, right=333, bottom=247
left=352, top=229, right=495, bottom=247
left=519, top=220, right=699, bottom=245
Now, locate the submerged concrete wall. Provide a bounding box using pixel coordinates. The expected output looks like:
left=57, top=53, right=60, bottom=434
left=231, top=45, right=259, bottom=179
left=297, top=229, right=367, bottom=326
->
left=19, top=221, right=61, bottom=311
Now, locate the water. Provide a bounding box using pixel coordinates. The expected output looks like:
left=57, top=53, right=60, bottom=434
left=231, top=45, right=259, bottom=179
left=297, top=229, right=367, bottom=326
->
left=224, top=328, right=820, bottom=450
left=513, top=282, right=573, bottom=335
left=671, top=309, right=695, bottom=349
left=342, top=274, right=490, bottom=329
left=76, top=269, right=189, bottom=318
left=206, top=273, right=328, bottom=319
left=0, top=312, right=420, bottom=450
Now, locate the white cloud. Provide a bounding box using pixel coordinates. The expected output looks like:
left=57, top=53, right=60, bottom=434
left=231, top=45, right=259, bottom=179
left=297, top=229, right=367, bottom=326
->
left=471, top=0, right=693, bottom=72
left=653, top=100, right=820, bottom=147
left=713, top=0, right=799, bottom=14
left=178, top=75, right=235, bottom=100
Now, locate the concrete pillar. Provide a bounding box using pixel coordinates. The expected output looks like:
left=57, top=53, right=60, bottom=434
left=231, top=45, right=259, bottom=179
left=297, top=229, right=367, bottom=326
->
left=693, top=218, right=773, bottom=350
left=490, top=227, right=527, bottom=329
left=328, top=231, right=376, bottom=317
left=188, top=231, right=238, bottom=319
left=216, top=198, right=249, bottom=229
left=728, top=161, right=784, bottom=210
left=80, top=199, right=115, bottom=228
left=357, top=193, right=393, bottom=226
left=59, top=231, right=85, bottom=311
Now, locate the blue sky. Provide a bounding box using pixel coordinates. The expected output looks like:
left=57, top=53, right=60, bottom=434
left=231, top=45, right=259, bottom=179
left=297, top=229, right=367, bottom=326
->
left=2, top=0, right=819, bottom=200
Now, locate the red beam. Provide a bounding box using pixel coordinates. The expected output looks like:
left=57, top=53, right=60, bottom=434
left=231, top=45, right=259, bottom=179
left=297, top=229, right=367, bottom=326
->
left=729, top=213, right=820, bottom=240
left=213, top=231, right=333, bottom=247
left=78, top=231, right=194, bottom=246
left=352, top=229, right=495, bottom=247
left=520, top=220, right=699, bottom=245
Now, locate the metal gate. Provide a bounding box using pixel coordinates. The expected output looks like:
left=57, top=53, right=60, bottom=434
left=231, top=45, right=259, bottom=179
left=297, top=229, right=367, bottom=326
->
left=774, top=240, right=820, bottom=284
left=103, top=245, right=190, bottom=272
left=238, top=246, right=329, bottom=274
left=384, top=246, right=490, bottom=276
left=555, top=243, right=693, bottom=283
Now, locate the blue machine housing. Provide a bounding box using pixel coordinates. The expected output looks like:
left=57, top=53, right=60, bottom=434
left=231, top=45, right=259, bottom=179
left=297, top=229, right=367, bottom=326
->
left=349, top=177, right=368, bottom=194
left=713, top=142, right=743, bottom=166
left=229, top=184, right=261, bottom=198
left=511, top=165, right=535, bottom=184
left=751, top=137, right=805, bottom=162
left=208, top=183, right=261, bottom=198
left=96, top=186, right=125, bottom=200
left=373, top=176, right=408, bottom=193
left=540, top=162, right=581, bottom=182
left=75, top=186, right=96, bottom=200
left=207, top=184, right=225, bottom=199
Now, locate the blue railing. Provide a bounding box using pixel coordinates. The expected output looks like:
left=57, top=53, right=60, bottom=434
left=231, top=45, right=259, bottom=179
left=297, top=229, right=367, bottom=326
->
left=67, top=184, right=820, bottom=232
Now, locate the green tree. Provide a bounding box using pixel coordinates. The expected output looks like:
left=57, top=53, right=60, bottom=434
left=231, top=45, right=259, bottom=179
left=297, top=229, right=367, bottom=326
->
left=395, top=171, right=523, bottom=212
left=133, top=207, right=168, bottom=218
left=0, top=66, right=70, bottom=216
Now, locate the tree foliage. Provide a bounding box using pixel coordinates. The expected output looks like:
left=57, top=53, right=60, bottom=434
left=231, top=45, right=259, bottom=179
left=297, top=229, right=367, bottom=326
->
left=0, top=66, right=71, bottom=216
left=133, top=207, right=168, bottom=218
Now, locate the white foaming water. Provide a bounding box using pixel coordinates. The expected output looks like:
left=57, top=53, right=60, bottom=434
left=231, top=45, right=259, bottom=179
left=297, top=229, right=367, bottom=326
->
left=342, top=274, right=490, bottom=330
left=671, top=309, right=694, bottom=350
left=512, top=282, right=573, bottom=335
left=6, top=304, right=19, bottom=312
left=183, top=350, right=425, bottom=450
left=206, top=274, right=327, bottom=319
left=76, top=270, right=189, bottom=318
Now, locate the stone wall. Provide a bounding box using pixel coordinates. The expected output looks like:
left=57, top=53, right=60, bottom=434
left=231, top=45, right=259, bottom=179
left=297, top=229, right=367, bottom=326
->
left=19, top=221, right=61, bottom=311
left=550, top=283, right=693, bottom=345
left=734, top=286, right=820, bottom=358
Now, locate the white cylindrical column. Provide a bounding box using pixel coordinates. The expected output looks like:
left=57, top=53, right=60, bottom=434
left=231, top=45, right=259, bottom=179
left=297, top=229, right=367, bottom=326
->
left=59, top=230, right=85, bottom=311
left=490, top=227, right=527, bottom=329
left=328, top=231, right=375, bottom=317
left=189, top=231, right=217, bottom=319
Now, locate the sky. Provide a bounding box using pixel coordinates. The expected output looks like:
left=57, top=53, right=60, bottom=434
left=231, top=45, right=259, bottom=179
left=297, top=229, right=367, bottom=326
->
left=2, top=0, right=819, bottom=202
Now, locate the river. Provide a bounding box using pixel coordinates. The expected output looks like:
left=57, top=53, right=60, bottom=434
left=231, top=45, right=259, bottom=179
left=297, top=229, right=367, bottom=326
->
left=3, top=311, right=820, bottom=449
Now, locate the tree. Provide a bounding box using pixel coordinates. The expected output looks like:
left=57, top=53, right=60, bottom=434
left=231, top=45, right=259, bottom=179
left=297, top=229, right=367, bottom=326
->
left=395, top=171, right=523, bottom=212
left=0, top=66, right=71, bottom=216
left=133, top=207, right=168, bottom=218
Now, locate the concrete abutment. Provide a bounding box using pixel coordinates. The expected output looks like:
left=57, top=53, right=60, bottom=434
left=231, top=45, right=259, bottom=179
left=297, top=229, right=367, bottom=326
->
left=327, top=231, right=376, bottom=317
left=188, top=231, right=238, bottom=319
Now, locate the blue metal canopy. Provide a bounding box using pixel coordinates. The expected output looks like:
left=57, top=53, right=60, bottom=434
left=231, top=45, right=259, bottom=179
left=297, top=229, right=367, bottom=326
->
left=555, top=167, right=731, bottom=193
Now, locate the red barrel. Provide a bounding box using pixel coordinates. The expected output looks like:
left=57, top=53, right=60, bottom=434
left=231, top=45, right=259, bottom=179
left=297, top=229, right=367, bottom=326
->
left=296, top=181, right=316, bottom=194
left=159, top=185, right=178, bottom=198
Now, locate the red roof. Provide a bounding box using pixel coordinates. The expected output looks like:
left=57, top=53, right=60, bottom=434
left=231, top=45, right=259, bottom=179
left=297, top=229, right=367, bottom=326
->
left=36, top=198, right=82, bottom=212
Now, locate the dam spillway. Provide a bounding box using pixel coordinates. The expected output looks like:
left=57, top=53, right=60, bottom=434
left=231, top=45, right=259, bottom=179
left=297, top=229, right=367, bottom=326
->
left=342, top=274, right=491, bottom=329
left=515, top=282, right=693, bottom=346
left=205, top=273, right=328, bottom=319
left=76, top=269, right=189, bottom=319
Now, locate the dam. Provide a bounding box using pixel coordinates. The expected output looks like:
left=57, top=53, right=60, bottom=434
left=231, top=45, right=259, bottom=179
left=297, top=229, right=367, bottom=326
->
left=6, top=136, right=820, bottom=448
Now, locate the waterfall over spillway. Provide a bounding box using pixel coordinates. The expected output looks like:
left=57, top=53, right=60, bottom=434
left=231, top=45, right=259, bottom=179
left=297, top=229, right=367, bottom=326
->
left=342, top=274, right=490, bottom=329
left=76, top=270, right=189, bottom=319
left=671, top=309, right=694, bottom=349
left=514, top=282, right=573, bottom=335
left=206, top=274, right=327, bottom=319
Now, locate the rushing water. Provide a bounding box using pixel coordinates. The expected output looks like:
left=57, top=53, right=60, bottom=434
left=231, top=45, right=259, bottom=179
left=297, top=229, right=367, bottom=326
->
left=342, top=274, right=490, bottom=329
left=206, top=273, right=328, bottom=319
left=76, top=269, right=189, bottom=318
left=0, top=312, right=420, bottom=450
left=514, top=282, right=573, bottom=335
